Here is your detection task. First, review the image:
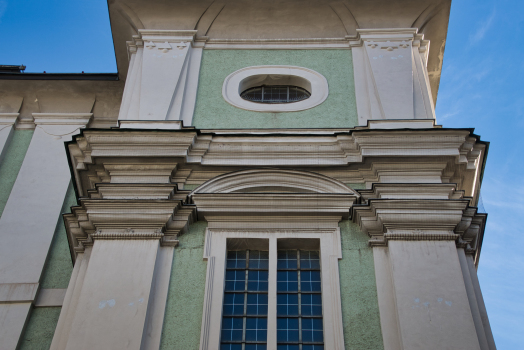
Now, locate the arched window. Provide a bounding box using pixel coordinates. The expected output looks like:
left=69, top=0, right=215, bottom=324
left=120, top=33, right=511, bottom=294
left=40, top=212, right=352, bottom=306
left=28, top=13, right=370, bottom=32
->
left=240, top=85, right=311, bottom=104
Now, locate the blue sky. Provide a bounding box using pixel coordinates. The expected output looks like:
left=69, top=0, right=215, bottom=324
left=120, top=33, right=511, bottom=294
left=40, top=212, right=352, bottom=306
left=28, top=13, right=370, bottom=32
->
left=1, top=0, right=522, bottom=348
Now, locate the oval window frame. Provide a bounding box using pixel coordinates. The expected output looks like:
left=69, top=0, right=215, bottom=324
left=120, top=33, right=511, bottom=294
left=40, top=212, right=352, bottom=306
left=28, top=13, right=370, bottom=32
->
left=222, top=66, right=329, bottom=112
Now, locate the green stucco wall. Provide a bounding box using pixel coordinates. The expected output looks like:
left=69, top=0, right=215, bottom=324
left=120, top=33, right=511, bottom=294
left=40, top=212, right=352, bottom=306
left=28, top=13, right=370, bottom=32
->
left=0, top=129, right=33, bottom=218
left=19, top=307, right=62, bottom=350
left=192, top=50, right=357, bottom=129
left=160, top=221, right=208, bottom=350
left=339, top=220, right=384, bottom=349
left=40, top=181, right=76, bottom=289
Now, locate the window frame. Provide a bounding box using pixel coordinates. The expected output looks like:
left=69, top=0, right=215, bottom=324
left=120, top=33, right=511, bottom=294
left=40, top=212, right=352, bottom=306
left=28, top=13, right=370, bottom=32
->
left=199, top=229, right=345, bottom=350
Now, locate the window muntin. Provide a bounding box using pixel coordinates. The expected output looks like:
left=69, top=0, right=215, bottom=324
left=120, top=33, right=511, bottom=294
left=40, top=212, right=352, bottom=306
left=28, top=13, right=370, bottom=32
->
left=221, top=250, right=269, bottom=350
left=240, top=86, right=311, bottom=104
left=277, top=250, right=323, bottom=350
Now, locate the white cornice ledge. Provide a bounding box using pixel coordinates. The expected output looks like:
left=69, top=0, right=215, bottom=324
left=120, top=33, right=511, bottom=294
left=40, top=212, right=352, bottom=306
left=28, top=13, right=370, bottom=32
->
left=33, top=113, right=92, bottom=126
left=64, top=199, right=196, bottom=260
left=0, top=113, right=19, bottom=125
left=352, top=199, right=487, bottom=254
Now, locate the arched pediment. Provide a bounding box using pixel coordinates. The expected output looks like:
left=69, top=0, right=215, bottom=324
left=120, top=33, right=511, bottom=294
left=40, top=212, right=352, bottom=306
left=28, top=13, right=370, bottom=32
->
left=190, top=169, right=359, bottom=195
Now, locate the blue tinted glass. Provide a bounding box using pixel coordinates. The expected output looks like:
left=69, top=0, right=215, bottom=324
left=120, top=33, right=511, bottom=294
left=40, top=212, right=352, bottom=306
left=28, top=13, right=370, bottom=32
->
left=246, top=318, right=267, bottom=342
left=277, top=345, right=299, bottom=350
left=303, top=346, right=324, bottom=350
left=301, top=271, right=321, bottom=292
left=227, top=251, right=246, bottom=269
left=277, top=293, right=299, bottom=316
left=301, top=294, right=322, bottom=316
left=277, top=318, right=299, bottom=342
left=277, top=250, right=297, bottom=269
left=277, top=271, right=298, bottom=292
left=221, top=344, right=242, bottom=350
left=221, top=317, right=243, bottom=341
left=248, top=270, right=268, bottom=291
left=247, top=293, right=268, bottom=316
left=302, top=318, right=323, bottom=342
left=300, top=251, right=320, bottom=269
left=225, top=270, right=246, bottom=291
left=249, top=251, right=269, bottom=269
left=246, top=345, right=267, bottom=350
left=223, top=293, right=245, bottom=316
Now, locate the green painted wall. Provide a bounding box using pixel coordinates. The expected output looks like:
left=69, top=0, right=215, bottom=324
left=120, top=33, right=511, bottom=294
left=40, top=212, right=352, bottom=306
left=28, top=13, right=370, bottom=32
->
left=192, top=50, right=357, bottom=129
left=19, top=307, right=62, bottom=350
left=0, top=129, right=33, bottom=218
left=40, top=181, right=76, bottom=289
left=160, top=221, right=208, bottom=350
left=339, top=220, right=384, bottom=349
left=347, top=183, right=366, bottom=190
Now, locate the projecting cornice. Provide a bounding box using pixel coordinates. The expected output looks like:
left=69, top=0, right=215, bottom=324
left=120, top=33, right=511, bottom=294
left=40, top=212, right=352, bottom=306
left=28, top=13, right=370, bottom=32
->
left=64, top=185, right=196, bottom=260
left=352, top=196, right=487, bottom=264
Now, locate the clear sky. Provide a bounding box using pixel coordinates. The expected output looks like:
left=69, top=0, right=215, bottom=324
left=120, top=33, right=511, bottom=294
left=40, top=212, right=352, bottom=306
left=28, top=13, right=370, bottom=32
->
left=1, top=0, right=522, bottom=348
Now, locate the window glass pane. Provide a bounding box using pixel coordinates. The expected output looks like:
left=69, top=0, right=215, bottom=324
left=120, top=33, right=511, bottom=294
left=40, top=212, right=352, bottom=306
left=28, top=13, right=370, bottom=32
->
left=300, top=251, right=320, bottom=269
left=302, top=346, right=324, bottom=350
left=247, top=293, right=268, bottom=316
left=248, top=270, right=268, bottom=292
left=249, top=251, right=269, bottom=269
left=277, top=318, right=299, bottom=343
left=277, top=271, right=298, bottom=292
left=245, top=317, right=268, bottom=342
left=221, top=344, right=242, bottom=350
left=225, top=270, right=246, bottom=291
left=277, top=250, right=297, bottom=269
left=277, top=294, right=299, bottom=316
left=301, top=271, right=321, bottom=292
left=224, top=293, right=245, bottom=316
left=277, top=345, right=299, bottom=350
left=227, top=251, right=247, bottom=269
left=241, top=85, right=310, bottom=104
left=221, top=317, right=244, bottom=341
left=246, top=345, right=267, bottom=350
left=302, top=318, right=324, bottom=343
left=301, top=294, right=322, bottom=316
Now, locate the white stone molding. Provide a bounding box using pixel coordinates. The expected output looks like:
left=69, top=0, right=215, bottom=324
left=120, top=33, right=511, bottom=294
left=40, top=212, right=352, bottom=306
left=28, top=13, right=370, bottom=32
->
left=118, top=29, right=203, bottom=123
left=222, top=65, right=329, bottom=112
left=350, top=28, right=436, bottom=125
left=64, top=197, right=196, bottom=257
left=204, top=38, right=350, bottom=50
left=0, top=113, right=18, bottom=163
left=0, top=283, right=38, bottom=303
left=192, top=169, right=357, bottom=194
left=34, top=289, right=67, bottom=307
left=67, top=125, right=486, bottom=201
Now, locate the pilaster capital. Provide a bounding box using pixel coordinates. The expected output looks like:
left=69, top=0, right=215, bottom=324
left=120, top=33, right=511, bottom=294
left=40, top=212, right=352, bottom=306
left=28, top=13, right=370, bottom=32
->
left=64, top=191, right=196, bottom=260
left=126, top=29, right=198, bottom=56
left=0, top=113, right=19, bottom=126
left=349, top=28, right=429, bottom=56
left=352, top=196, right=487, bottom=258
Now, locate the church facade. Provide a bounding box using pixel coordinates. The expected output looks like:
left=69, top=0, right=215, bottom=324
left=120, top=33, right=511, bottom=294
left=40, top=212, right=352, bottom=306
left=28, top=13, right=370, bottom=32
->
left=0, top=1, right=496, bottom=349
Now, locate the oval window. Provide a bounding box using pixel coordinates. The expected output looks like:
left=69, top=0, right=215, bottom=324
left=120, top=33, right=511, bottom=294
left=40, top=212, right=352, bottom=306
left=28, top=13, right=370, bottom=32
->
left=240, top=85, right=311, bottom=104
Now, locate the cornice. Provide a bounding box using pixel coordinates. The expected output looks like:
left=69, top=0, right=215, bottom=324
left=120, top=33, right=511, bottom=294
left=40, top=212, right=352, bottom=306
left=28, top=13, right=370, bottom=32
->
left=64, top=198, right=196, bottom=260
left=0, top=113, right=19, bottom=125
left=352, top=198, right=487, bottom=261
left=32, top=113, right=93, bottom=125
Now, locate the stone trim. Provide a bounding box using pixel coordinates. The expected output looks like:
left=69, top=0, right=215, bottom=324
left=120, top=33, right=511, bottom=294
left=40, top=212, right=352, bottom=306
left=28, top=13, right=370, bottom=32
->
left=0, top=283, right=38, bottom=303
left=34, top=289, right=67, bottom=307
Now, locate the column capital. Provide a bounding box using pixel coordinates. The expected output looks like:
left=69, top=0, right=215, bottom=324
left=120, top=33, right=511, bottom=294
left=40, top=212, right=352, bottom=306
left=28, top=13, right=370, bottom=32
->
left=352, top=195, right=487, bottom=258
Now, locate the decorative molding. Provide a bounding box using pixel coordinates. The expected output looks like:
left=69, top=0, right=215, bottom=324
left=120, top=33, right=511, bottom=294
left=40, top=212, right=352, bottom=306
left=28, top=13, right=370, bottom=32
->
left=35, top=289, right=67, bottom=307
left=192, top=169, right=357, bottom=194
left=358, top=183, right=465, bottom=201
left=222, top=65, right=329, bottom=113
left=352, top=198, right=487, bottom=257
left=204, top=38, right=350, bottom=50
left=0, top=283, right=38, bottom=303
left=64, top=195, right=196, bottom=259
left=0, top=113, right=19, bottom=125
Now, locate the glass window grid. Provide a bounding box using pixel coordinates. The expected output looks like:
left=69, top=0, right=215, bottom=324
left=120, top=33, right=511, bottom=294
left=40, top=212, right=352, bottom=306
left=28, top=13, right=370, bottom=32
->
left=222, top=250, right=269, bottom=350
left=240, top=85, right=311, bottom=104
left=277, top=250, right=324, bottom=349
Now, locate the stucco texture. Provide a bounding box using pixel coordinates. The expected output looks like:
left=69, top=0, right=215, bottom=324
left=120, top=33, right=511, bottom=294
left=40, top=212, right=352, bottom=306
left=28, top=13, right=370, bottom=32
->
left=192, top=50, right=358, bottom=129
left=339, top=220, right=384, bottom=349
left=0, top=129, right=33, bottom=218
left=40, top=182, right=76, bottom=289
left=160, top=221, right=208, bottom=350
left=19, top=307, right=61, bottom=350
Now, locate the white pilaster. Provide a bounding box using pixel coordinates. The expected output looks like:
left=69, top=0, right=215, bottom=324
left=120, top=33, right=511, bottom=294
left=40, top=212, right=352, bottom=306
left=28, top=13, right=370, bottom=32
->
left=350, top=29, right=436, bottom=125
left=0, top=113, right=18, bottom=163
left=118, top=30, right=202, bottom=124
left=0, top=113, right=90, bottom=349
